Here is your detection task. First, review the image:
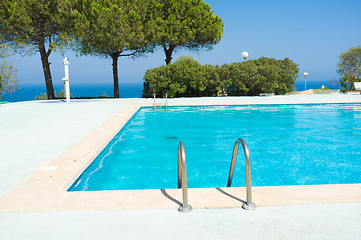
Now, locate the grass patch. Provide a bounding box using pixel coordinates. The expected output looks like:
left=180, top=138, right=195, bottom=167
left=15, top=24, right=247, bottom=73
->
left=312, top=88, right=332, bottom=94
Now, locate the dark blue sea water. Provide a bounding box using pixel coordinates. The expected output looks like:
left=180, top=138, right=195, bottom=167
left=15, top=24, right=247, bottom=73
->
left=2, top=83, right=143, bottom=102
left=2, top=80, right=339, bottom=102
left=294, top=79, right=339, bottom=91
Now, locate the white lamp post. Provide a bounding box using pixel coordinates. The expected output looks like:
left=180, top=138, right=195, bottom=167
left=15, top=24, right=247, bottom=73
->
left=303, top=72, right=308, bottom=91
left=241, top=51, right=248, bottom=61
left=62, top=57, right=71, bottom=103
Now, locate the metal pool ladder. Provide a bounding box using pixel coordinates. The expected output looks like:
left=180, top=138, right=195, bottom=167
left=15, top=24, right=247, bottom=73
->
left=178, top=141, right=192, bottom=213
left=153, top=93, right=168, bottom=111
left=227, top=138, right=256, bottom=210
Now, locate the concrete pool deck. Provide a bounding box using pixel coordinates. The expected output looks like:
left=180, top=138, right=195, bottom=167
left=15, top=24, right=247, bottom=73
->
left=1, top=94, right=361, bottom=239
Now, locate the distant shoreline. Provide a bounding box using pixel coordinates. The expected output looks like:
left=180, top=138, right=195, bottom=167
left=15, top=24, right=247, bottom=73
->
left=2, top=80, right=339, bottom=102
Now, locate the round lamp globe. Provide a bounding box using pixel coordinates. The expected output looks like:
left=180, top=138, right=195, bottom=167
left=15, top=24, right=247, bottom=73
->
left=241, top=51, right=248, bottom=60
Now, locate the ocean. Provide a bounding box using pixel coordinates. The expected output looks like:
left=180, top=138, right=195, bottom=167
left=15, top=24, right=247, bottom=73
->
left=2, top=83, right=143, bottom=102
left=2, top=80, right=339, bottom=102
left=294, top=79, right=339, bottom=91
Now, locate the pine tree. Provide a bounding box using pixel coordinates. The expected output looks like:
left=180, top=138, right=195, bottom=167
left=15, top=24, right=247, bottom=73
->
left=71, top=0, right=153, bottom=98
left=148, top=0, right=224, bottom=65
left=0, top=0, right=72, bottom=99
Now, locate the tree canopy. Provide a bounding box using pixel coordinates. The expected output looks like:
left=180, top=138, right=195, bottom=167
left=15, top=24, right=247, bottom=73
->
left=0, top=60, right=18, bottom=100
left=0, top=36, right=18, bottom=100
left=148, top=0, right=224, bottom=65
left=337, top=46, right=361, bottom=78
left=0, top=0, right=71, bottom=99
left=0, top=38, right=10, bottom=59
left=71, top=0, right=153, bottom=98
left=224, top=57, right=298, bottom=96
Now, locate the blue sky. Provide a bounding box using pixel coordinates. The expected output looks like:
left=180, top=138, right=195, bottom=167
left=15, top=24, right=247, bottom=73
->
left=6, top=0, right=361, bottom=86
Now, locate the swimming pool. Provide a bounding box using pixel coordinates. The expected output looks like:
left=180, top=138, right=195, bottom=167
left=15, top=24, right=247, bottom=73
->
left=69, top=104, right=361, bottom=191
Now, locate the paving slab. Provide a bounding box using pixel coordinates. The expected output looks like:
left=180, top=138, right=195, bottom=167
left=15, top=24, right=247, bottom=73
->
left=1, top=203, right=360, bottom=240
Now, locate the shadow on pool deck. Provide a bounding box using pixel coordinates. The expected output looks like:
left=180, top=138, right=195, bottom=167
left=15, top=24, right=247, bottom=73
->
left=161, top=188, right=247, bottom=208
left=160, top=189, right=182, bottom=207
left=215, top=188, right=246, bottom=204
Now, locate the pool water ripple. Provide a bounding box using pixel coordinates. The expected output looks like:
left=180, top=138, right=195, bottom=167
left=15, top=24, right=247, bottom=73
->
left=69, top=104, right=361, bottom=191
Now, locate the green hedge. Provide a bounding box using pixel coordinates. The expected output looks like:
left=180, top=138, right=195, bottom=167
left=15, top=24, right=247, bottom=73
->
left=142, top=56, right=299, bottom=98
left=339, top=75, right=360, bottom=93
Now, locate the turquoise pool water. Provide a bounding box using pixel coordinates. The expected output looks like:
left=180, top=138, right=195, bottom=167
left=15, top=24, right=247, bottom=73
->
left=69, top=104, right=361, bottom=191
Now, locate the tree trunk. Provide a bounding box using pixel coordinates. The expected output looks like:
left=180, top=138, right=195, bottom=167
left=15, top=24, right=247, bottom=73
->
left=164, top=45, right=175, bottom=65
left=38, top=41, right=55, bottom=99
left=112, top=54, right=119, bottom=98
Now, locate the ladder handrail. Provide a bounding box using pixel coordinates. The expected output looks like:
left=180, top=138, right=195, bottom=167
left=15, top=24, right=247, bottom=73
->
left=178, top=141, right=192, bottom=213
left=153, top=93, right=168, bottom=110
left=153, top=93, right=156, bottom=110
left=227, top=138, right=256, bottom=210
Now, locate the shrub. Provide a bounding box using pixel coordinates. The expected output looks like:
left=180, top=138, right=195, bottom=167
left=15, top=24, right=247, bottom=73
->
left=142, top=56, right=298, bottom=97
left=35, top=89, right=73, bottom=100
left=143, top=56, right=209, bottom=98
left=339, top=75, right=360, bottom=93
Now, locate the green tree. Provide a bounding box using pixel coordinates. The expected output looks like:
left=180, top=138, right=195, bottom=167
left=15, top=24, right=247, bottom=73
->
left=144, top=56, right=224, bottom=97
left=0, top=61, right=18, bottom=100
left=222, top=62, right=248, bottom=96
left=70, top=0, right=153, bottom=98
left=202, top=64, right=222, bottom=96
left=0, top=38, right=10, bottom=59
left=0, top=0, right=71, bottom=99
left=0, top=36, right=18, bottom=100
left=149, top=0, right=224, bottom=65
left=143, top=55, right=207, bottom=97
left=337, top=46, right=361, bottom=78
left=226, top=57, right=298, bottom=96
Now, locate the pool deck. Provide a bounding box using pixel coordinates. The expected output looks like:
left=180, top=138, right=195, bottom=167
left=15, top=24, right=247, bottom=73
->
left=1, top=94, right=361, bottom=239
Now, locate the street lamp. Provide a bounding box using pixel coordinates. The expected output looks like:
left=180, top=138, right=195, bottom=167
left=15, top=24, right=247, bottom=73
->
left=303, top=72, right=309, bottom=91
left=241, top=51, right=248, bottom=61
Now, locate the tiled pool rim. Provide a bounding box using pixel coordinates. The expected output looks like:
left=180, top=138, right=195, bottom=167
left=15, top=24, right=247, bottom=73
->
left=1, top=100, right=361, bottom=212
